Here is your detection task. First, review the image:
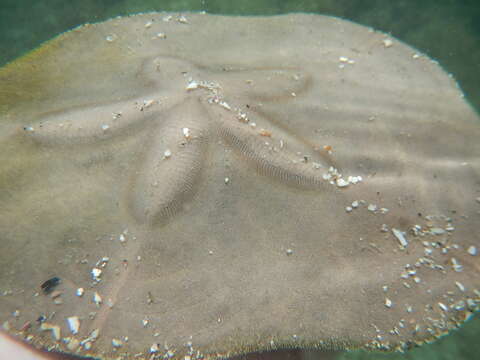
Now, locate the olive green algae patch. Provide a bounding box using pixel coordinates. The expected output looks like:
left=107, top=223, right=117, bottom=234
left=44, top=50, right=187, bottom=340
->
left=1, top=12, right=480, bottom=360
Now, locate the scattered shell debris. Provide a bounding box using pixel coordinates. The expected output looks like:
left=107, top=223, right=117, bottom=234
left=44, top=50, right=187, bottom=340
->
left=76, top=288, right=84, bottom=297
left=322, top=166, right=363, bottom=189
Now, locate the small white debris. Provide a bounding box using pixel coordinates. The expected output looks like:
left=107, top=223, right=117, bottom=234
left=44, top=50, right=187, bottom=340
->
left=66, top=316, right=80, bottom=335
left=145, top=21, right=153, bottom=28
left=76, top=288, right=84, bottom=297
left=345, top=206, right=353, bottom=213
left=164, top=149, right=172, bottom=159
left=339, top=56, right=349, bottom=63
left=467, top=246, right=477, bottom=256
left=336, top=178, right=349, bottom=187
left=186, top=81, right=199, bottom=91
left=438, top=302, right=449, bottom=312
left=286, top=248, right=293, bottom=255
left=385, top=298, right=393, bottom=308
left=66, top=338, right=80, bottom=351
left=91, top=268, right=102, bottom=281
left=142, top=319, right=149, bottom=327
left=455, top=281, right=466, bottom=292
left=224, top=177, right=230, bottom=184
left=101, top=124, right=110, bottom=131
left=119, top=233, right=126, bottom=243
left=182, top=127, right=191, bottom=139
left=112, top=338, right=123, bottom=348
left=93, top=292, right=102, bottom=307
left=23, top=126, right=35, bottom=132
left=141, top=99, right=155, bottom=110
left=430, top=227, right=446, bottom=235
left=382, top=285, right=388, bottom=292
left=367, top=204, right=377, bottom=212
left=40, top=323, right=61, bottom=341
left=383, top=39, right=393, bottom=48
left=392, top=228, right=408, bottom=248
left=351, top=200, right=359, bottom=208
left=153, top=32, right=166, bottom=40
left=381, top=224, right=389, bottom=233
left=219, top=101, right=232, bottom=110
left=348, top=175, right=363, bottom=184
left=150, top=343, right=159, bottom=353
left=177, top=15, right=188, bottom=24
left=105, top=34, right=117, bottom=42
left=451, top=258, right=463, bottom=272
left=163, top=15, right=172, bottom=22
left=412, top=53, right=420, bottom=59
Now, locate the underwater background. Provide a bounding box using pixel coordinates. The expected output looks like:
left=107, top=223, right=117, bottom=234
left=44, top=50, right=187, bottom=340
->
left=0, top=1, right=479, bottom=359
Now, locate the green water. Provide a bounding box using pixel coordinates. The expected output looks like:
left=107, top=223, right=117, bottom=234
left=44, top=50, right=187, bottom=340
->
left=0, top=1, right=479, bottom=360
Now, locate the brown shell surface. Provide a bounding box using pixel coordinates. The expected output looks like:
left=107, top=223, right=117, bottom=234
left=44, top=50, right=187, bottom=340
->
left=0, top=12, right=479, bottom=360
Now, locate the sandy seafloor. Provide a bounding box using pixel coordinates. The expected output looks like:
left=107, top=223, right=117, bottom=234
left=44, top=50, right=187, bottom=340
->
left=0, top=1, right=479, bottom=360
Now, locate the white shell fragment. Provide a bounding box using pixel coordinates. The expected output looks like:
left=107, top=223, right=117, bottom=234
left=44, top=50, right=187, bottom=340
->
left=91, top=267, right=102, bottom=281
left=40, top=323, right=61, bottom=341
left=385, top=298, right=393, bottom=308
left=93, top=292, right=102, bottom=306
left=112, top=338, right=123, bottom=348
left=383, top=38, right=393, bottom=47
left=76, top=288, right=84, bottom=297
left=392, top=228, right=408, bottom=248
left=467, top=245, right=477, bottom=256
left=66, top=316, right=80, bottom=335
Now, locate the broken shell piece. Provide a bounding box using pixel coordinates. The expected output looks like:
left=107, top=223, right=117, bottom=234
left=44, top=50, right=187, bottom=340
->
left=336, top=178, right=349, bottom=188
left=150, top=343, right=159, bottom=353
left=112, top=338, right=123, bottom=348
left=91, top=268, right=102, bottom=281
left=467, top=246, right=477, bottom=256
left=66, top=338, right=80, bottom=351
left=259, top=129, right=272, bottom=137
left=66, top=316, right=80, bottom=335
left=76, top=288, right=84, bottom=297
left=186, top=81, right=199, bottom=91
left=385, top=298, right=393, bottom=308
left=392, top=228, right=408, bottom=248
left=383, top=38, right=393, bottom=47
left=40, top=323, right=61, bottom=341
left=164, top=149, right=172, bottom=159
left=93, top=292, right=102, bottom=306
